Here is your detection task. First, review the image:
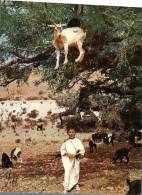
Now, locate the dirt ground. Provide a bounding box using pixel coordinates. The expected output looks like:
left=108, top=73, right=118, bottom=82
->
left=0, top=135, right=141, bottom=195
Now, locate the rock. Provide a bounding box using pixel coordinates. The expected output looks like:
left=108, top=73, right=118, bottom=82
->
left=49, top=176, right=56, bottom=180
left=41, top=176, right=47, bottom=180
left=106, top=186, right=114, bottom=191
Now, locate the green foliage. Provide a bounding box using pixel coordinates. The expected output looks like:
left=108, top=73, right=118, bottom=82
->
left=0, top=2, right=142, bottom=130
left=0, top=2, right=74, bottom=59
left=0, top=66, right=32, bottom=85
left=42, top=63, right=79, bottom=91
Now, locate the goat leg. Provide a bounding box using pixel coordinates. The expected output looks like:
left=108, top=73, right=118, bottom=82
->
left=55, top=49, right=60, bottom=69
left=63, top=43, right=69, bottom=64
left=75, top=41, right=85, bottom=63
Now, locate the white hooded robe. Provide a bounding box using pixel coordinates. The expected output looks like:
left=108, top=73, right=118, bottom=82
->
left=60, top=138, right=85, bottom=191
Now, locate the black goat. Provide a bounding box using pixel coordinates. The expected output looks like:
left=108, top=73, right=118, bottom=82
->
left=37, top=124, right=44, bottom=131
left=1, top=153, right=13, bottom=168
left=67, top=18, right=81, bottom=28
left=113, top=148, right=130, bottom=163
left=126, top=179, right=141, bottom=195
left=55, top=153, right=61, bottom=159
left=89, top=140, right=96, bottom=153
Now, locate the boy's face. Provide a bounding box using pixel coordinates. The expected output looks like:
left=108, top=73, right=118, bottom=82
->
left=68, top=129, right=76, bottom=139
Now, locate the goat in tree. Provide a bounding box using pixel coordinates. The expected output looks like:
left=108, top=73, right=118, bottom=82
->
left=48, top=23, right=86, bottom=69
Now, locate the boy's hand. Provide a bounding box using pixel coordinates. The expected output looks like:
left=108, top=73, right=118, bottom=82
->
left=66, top=152, right=76, bottom=158
left=75, top=152, right=80, bottom=158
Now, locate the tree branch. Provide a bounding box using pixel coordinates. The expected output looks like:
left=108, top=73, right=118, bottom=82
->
left=0, top=46, right=54, bottom=71
left=0, top=77, right=20, bottom=86
left=87, top=80, right=136, bottom=96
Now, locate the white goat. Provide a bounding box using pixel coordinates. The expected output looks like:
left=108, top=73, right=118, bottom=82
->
left=48, top=24, right=86, bottom=69
left=90, top=109, right=101, bottom=121
left=11, top=147, right=23, bottom=163
left=80, top=111, right=91, bottom=119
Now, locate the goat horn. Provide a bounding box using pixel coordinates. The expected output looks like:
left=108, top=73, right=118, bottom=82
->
left=48, top=24, right=56, bottom=28
left=54, top=23, right=67, bottom=27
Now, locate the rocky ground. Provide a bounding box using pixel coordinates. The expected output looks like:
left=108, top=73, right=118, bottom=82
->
left=0, top=70, right=55, bottom=101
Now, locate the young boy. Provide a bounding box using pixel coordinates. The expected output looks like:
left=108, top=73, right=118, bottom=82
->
left=60, top=129, right=85, bottom=193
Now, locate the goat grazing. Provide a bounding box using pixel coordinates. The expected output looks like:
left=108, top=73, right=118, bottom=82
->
left=37, top=124, right=44, bottom=131
left=92, top=132, right=108, bottom=143
left=113, top=148, right=130, bottom=163
left=89, top=139, right=97, bottom=153
left=11, top=147, right=22, bottom=163
left=104, top=133, right=114, bottom=145
left=48, top=23, right=86, bottom=69
left=1, top=153, right=13, bottom=168
left=126, top=179, right=141, bottom=195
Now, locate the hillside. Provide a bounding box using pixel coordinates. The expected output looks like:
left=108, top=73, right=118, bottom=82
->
left=0, top=70, right=54, bottom=100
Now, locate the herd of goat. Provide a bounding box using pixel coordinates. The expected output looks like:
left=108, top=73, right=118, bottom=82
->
left=89, top=130, right=142, bottom=163
left=1, top=130, right=141, bottom=168
left=0, top=129, right=141, bottom=195
left=89, top=130, right=142, bottom=195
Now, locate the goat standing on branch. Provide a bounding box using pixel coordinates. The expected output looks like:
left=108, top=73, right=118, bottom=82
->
left=48, top=23, right=86, bottom=69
